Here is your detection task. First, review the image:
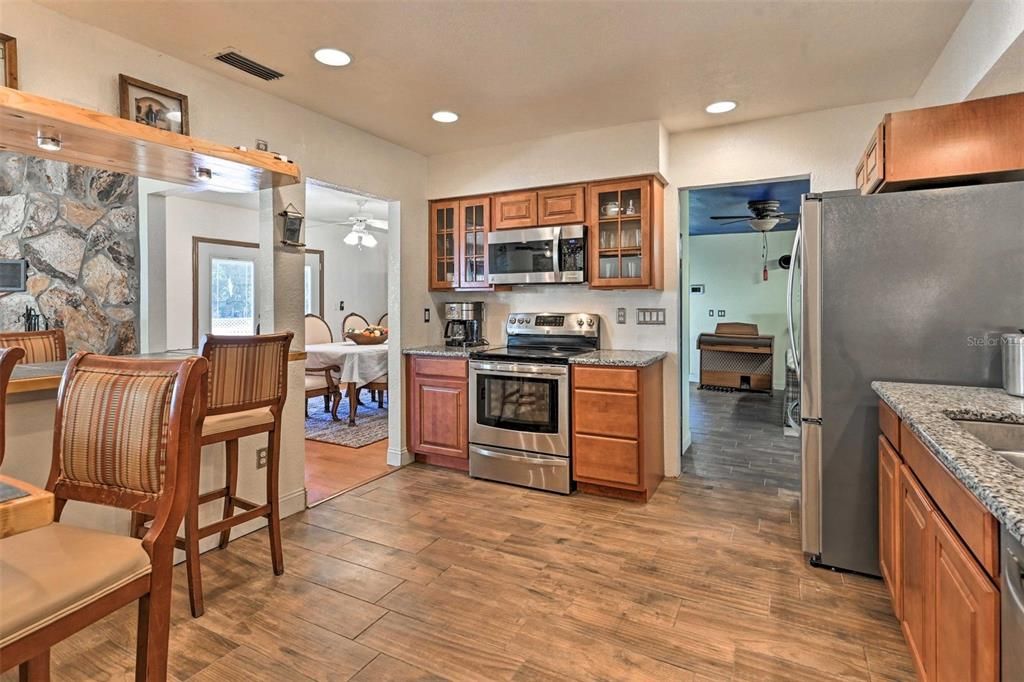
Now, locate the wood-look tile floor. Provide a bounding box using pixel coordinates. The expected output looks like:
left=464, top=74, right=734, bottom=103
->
left=6, top=388, right=913, bottom=681
left=305, top=439, right=396, bottom=506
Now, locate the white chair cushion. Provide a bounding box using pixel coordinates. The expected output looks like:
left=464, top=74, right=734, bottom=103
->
left=0, top=523, right=151, bottom=647
left=305, top=374, right=330, bottom=391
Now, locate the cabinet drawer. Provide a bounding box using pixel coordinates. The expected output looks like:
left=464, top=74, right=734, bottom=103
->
left=572, top=366, right=638, bottom=392
left=574, top=434, right=639, bottom=486
left=410, top=356, right=468, bottom=380
left=900, top=423, right=999, bottom=578
left=879, top=399, right=900, bottom=451
left=573, top=389, right=638, bottom=439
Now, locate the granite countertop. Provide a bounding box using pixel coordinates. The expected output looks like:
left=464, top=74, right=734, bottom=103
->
left=872, top=381, right=1024, bottom=544
left=570, top=350, right=667, bottom=367
left=402, top=345, right=491, bottom=358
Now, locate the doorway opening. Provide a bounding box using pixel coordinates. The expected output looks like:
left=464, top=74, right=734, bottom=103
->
left=682, top=176, right=808, bottom=492
left=302, top=180, right=398, bottom=505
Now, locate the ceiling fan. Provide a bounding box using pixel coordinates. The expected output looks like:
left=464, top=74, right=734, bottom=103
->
left=340, top=199, right=387, bottom=248
left=710, top=200, right=799, bottom=232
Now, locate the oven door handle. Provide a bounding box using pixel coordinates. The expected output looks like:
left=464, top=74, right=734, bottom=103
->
left=470, top=362, right=567, bottom=377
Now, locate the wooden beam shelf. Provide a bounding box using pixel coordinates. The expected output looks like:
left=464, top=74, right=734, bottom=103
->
left=0, top=86, right=301, bottom=191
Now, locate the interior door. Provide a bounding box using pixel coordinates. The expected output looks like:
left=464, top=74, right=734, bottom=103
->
left=195, top=240, right=260, bottom=346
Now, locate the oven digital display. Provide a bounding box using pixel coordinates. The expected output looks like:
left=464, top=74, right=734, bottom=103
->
left=534, top=315, right=564, bottom=327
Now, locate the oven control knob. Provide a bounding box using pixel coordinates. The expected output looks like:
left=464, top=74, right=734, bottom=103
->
left=586, top=318, right=595, bottom=327
left=517, top=317, right=527, bottom=324
left=576, top=318, right=585, bottom=327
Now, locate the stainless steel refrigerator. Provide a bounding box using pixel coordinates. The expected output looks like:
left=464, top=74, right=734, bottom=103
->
left=791, top=182, right=1024, bottom=576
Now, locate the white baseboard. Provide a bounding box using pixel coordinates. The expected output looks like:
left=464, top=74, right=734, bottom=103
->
left=387, top=446, right=411, bottom=467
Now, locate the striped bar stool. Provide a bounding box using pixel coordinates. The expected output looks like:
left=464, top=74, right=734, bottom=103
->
left=186, top=332, right=292, bottom=617
left=0, top=329, right=67, bottom=364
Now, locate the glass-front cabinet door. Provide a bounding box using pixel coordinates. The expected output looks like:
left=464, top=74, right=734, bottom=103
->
left=588, top=178, right=651, bottom=288
left=458, top=197, right=490, bottom=289
left=430, top=200, right=458, bottom=289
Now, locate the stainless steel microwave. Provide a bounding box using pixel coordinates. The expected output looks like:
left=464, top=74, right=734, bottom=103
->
left=487, top=225, right=586, bottom=285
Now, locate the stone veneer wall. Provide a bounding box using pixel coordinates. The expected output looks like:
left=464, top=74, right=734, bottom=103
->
left=0, top=153, right=140, bottom=355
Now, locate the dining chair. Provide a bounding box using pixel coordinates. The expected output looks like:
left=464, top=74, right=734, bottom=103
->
left=0, top=346, right=26, bottom=465
left=303, top=314, right=340, bottom=420
left=377, top=312, right=388, bottom=327
left=0, top=351, right=208, bottom=681
left=152, top=332, right=292, bottom=618
left=0, top=329, right=67, bottom=364
left=342, top=312, right=370, bottom=335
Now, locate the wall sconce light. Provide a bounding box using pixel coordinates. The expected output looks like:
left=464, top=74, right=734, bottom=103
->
left=279, top=203, right=305, bottom=247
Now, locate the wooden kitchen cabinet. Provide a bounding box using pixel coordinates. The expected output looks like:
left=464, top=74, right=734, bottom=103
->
left=407, top=356, right=469, bottom=469
left=428, top=197, right=490, bottom=290
left=878, top=400, right=1001, bottom=682
left=537, top=185, right=585, bottom=225
left=899, top=464, right=934, bottom=681
left=856, top=92, right=1024, bottom=194
left=492, top=190, right=537, bottom=229
left=878, top=434, right=901, bottom=617
left=588, top=176, right=663, bottom=289
left=572, top=363, right=663, bottom=501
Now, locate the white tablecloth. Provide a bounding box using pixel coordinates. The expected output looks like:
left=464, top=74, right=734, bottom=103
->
left=305, top=342, right=388, bottom=386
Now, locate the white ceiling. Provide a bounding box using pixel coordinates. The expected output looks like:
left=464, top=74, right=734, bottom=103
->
left=175, top=182, right=388, bottom=228
left=40, top=0, right=971, bottom=155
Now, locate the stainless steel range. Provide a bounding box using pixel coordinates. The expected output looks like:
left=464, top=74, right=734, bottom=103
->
left=468, top=312, right=599, bottom=494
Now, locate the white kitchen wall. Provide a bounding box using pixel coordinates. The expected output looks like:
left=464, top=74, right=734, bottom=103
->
left=687, top=231, right=796, bottom=390
left=304, top=224, right=389, bottom=336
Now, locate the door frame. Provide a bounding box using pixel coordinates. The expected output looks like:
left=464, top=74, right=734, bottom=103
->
left=191, top=236, right=259, bottom=347
left=304, top=247, right=325, bottom=318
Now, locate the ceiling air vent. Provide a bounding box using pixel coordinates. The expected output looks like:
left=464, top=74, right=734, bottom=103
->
left=214, top=51, right=284, bottom=81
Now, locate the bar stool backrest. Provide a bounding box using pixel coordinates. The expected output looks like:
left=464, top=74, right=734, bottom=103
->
left=0, top=346, right=26, bottom=465
left=0, top=329, right=67, bottom=365
left=199, top=332, right=293, bottom=416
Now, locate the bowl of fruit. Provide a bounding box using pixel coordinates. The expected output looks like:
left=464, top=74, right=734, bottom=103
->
left=345, top=325, right=389, bottom=345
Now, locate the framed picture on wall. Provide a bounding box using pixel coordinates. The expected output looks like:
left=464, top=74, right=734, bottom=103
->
left=118, top=74, right=190, bottom=135
left=0, top=34, right=17, bottom=89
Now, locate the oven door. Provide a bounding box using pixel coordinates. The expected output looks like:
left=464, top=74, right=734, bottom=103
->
left=469, top=360, right=569, bottom=456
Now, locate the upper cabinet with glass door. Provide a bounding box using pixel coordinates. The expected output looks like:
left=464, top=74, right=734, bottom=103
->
left=429, top=197, right=491, bottom=290
left=588, top=176, right=663, bottom=289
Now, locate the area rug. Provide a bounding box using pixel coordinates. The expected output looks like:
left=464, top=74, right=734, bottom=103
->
left=304, top=393, right=388, bottom=448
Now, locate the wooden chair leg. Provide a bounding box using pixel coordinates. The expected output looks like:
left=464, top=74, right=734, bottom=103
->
left=266, top=427, right=284, bottom=576
left=322, top=393, right=330, bottom=413
left=219, top=439, right=238, bottom=550
left=18, top=650, right=49, bottom=682
left=330, top=390, right=340, bottom=421
left=347, top=383, right=358, bottom=426
left=135, top=567, right=172, bottom=681
left=304, top=398, right=309, bottom=418
left=377, top=391, right=384, bottom=409
left=184, top=458, right=204, bottom=618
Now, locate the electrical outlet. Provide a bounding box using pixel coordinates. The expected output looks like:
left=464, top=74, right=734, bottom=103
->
left=708, top=309, right=714, bottom=317
left=616, top=308, right=626, bottom=324
left=717, top=309, right=726, bottom=317
left=424, top=307, right=431, bottom=323
left=339, top=300, right=345, bottom=311
left=255, top=139, right=269, bottom=152
left=256, top=447, right=268, bottom=469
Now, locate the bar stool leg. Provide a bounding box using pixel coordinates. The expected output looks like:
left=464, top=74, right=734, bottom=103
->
left=219, top=439, right=238, bottom=550
left=266, top=427, right=284, bottom=576
left=184, top=456, right=204, bottom=618
left=135, top=561, right=172, bottom=682
left=18, top=650, right=49, bottom=682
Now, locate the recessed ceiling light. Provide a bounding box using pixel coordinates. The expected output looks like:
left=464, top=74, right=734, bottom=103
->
left=705, top=100, right=737, bottom=114
left=432, top=111, right=459, bottom=124
left=314, top=48, right=352, bottom=67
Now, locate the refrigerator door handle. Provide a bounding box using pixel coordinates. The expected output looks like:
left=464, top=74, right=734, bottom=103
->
left=787, top=223, right=802, bottom=377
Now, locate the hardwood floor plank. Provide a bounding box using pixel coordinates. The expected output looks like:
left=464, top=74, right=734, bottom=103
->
left=350, top=654, right=446, bottom=681
left=305, top=506, right=438, bottom=553
left=326, top=537, right=447, bottom=585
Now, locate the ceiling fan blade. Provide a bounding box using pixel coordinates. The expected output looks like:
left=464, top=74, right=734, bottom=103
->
left=710, top=215, right=753, bottom=221
left=776, top=217, right=792, bottom=224
left=719, top=218, right=753, bottom=226
left=366, top=219, right=389, bottom=229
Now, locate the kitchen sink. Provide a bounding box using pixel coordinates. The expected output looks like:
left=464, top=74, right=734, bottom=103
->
left=954, top=420, right=1024, bottom=471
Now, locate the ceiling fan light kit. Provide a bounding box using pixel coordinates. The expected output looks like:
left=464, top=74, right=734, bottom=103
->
left=710, top=199, right=799, bottom=233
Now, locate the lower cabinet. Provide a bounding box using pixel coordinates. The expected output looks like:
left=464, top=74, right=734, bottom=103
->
left=407, top=356, right=469, bottom=469
left=571, top=363, right=663, bottom=501
left=879, top=402, right=1000, bottom=682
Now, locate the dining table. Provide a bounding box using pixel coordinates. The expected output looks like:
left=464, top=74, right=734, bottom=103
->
left=304, top=341, right=388, bottom=425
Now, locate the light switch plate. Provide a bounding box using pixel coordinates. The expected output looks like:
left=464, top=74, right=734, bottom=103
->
left=637, top=308, right=666, bottom=325
left=717, top=309, right=726, bottom=317
left=616, top=308, right=626, bottom=324
left=708, top=309, right=714, bottom=317
left=424, top=308, right=431, bottom=323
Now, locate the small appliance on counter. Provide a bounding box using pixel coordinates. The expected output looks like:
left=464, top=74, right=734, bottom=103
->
left=1004, top=331, right=1024, bottom=397
left=468, top=312, right=600, bottom=494
left=444, top=302, right=488, bottom=348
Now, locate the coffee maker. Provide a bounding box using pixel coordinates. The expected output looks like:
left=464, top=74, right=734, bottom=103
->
left=444, top=302, right=487, bottom=347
